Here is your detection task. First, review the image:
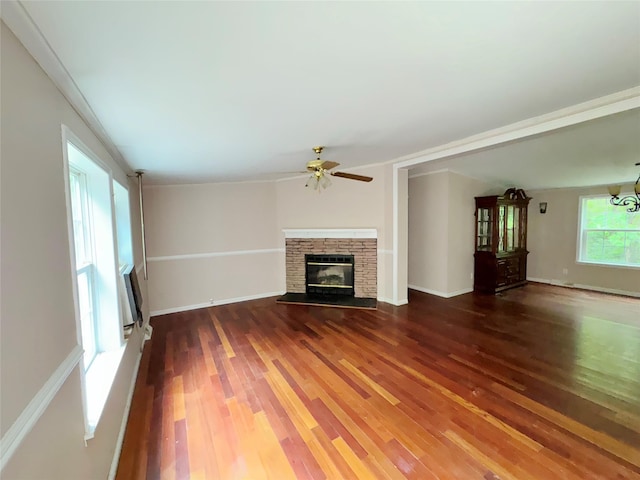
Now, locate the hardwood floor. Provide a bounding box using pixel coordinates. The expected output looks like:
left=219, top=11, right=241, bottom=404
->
left=116, top=284, right=640, bottom=479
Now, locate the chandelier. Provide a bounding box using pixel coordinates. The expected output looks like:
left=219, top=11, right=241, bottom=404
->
left=608, top=162, right=640, bottom=213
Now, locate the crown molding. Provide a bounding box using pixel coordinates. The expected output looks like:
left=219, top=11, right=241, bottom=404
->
left=1, top=1, right=131, bottom=174
left=408, top=168, right=451, bottom=179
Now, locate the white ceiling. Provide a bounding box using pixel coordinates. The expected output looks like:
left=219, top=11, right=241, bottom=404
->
left=8, top=1, right=640, bottom=185
left=409, top=109, right=640, bottom=190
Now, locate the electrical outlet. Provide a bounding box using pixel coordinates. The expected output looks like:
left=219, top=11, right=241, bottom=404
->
left=209, top=298, right=214, bottom=305
left=562, top=268, right=568, bottom=275
left=470, top=272, right=474, bottom=279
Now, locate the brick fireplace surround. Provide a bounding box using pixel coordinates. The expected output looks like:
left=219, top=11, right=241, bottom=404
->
left=284, top=229, right=377, bottom=299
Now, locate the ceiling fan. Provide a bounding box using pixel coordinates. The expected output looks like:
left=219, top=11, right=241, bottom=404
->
left=305, top=146, right=373, bottom=190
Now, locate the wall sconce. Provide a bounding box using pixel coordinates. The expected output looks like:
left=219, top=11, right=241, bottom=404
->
left=539, top=202, right=548, bottom=214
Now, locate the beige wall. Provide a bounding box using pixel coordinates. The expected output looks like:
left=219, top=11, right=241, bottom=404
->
left=145, top=182, right=280, bottom=255
left=381, top=164, right=395, bottom=302
left=528, top=186, right=640, bottom=296
left=408, top=171, right=497, bottom=297
left=147, top=253, right=283, bottom=312
left=447, top=172, right=497, bottom=293
left=142, top=160, right=397, bottom=313
left=409, top=174, right=639, bottom=298
left=275, top=164, right=387, bottom=241
left=143, top=181, right=283, bottom=313
left=395, top=167, right=409, bottom=304
left=276, top=163, right=392, bottom=300
left=1, top=22, right=148, bottom=479
left=139, top=164, right=640, bottom=312
left=408, top=172, right=449, bottom=293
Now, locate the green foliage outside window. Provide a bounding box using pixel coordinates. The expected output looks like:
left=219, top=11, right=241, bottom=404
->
left=580, top=197, right=640, bottom=266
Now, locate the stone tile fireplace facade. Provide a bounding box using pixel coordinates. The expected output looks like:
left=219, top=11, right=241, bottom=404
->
left=284, top=229, right=377, bottom=299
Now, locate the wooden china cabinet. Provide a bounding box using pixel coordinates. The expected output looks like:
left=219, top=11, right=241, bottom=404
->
left=474, top=189, right=531, bottom=294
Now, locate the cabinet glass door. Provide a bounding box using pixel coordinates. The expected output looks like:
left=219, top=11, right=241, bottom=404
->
left=518, top=205, right=527, bottom=249
left=506, top=205, right=515, bottom=251
left=498, top=206, right=505, bottom=252
left=476, top=208, right=492, bottom=251
left=513, top=207, right=520, bottom=249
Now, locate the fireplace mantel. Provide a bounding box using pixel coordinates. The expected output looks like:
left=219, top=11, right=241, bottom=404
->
left=283, top=228, right=377, bottom=239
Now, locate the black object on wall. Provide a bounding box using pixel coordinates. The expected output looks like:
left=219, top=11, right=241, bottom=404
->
left=123, top=265, right=143, bottom=326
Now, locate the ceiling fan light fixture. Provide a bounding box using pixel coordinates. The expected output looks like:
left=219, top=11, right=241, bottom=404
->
left=608, top=162, right=640, bottom=213
left=305, top=173, right=316, bottom=188
left=305, top=170, right=331, bottom=192
left=320, top=173, right=331, bottom=189
left=303, top=146, right=373, bottom=191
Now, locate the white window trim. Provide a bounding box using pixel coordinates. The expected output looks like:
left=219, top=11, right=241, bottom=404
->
left=61, top=125, right=130, bottom=440
left=76, top=263, right=98, bottom=371
left=576, top=194, right=640, bottom=270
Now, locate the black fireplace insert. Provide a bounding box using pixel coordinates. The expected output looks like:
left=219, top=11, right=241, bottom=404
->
left=305, top=254, right=355, bottom=296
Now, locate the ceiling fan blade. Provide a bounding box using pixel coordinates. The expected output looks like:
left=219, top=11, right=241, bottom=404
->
left=331, top=171, right=373, bottom=182
left=320, top=160, right=340, bottom=170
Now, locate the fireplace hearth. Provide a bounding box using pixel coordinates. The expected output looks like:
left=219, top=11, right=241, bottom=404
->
left=277, top=229, right=377, bottom=309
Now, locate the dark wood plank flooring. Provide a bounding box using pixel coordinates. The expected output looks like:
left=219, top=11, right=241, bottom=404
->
left=116, top=283, right=640, bottom=479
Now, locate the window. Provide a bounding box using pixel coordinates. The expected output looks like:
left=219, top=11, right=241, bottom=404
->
left=63, top=130, right=134, bottom=438
left=113, top=180, right=134, bottom=269
left=577, top=196, right=640, bottom=267
left=69, top=168, right=98, bottom=369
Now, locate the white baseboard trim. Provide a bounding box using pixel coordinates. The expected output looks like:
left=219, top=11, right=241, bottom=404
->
left=447, top=287, right=474, bottom=297
left=150, top=291, right=286, bottom=317
left=151, top=302, right=211, bottom=317
left=1, top=344, right=83, bottom=471
left=527, top=278, right=640, bottom=298
left=378, top=296, right=408, bottom=306
left=408, top=284, right=473, bottom=299
left=409, top=284, right=447, bottom=298
left=107, top=343, right=143, bottom=480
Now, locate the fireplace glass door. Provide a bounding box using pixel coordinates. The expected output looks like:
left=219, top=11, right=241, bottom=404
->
left=305, top=254, right=355, bottom=296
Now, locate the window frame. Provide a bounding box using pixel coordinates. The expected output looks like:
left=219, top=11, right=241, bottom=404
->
left=576, top=194, right=640, bottom=270
left=62, top=126, right=133, bottom=440
left=68, top=167, right=100, bottom=370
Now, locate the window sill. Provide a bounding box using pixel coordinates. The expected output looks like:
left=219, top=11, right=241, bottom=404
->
left=84, top=344, right=126, bottom=440
left=576, top=260, right=640, bottom=271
